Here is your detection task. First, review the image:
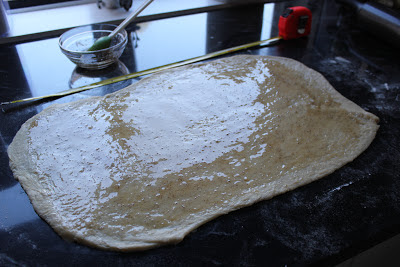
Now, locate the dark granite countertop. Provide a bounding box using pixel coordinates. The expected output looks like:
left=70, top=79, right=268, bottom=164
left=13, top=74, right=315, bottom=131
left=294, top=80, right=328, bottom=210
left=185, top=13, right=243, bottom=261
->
left=1, top=0, right=399, bottom=266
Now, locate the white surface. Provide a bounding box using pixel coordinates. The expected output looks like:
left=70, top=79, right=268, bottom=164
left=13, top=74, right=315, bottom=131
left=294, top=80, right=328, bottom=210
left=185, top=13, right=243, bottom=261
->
left=3, top=0, right=270, bottom=44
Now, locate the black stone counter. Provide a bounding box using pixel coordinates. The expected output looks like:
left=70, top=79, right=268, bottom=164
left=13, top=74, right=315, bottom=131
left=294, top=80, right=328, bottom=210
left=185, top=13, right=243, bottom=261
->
left=1, top=1, right=399, bottom=266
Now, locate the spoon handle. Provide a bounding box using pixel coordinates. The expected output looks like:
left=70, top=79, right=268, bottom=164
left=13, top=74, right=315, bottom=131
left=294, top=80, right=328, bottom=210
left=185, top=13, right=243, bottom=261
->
left=109, top=0, right=154, bottom=39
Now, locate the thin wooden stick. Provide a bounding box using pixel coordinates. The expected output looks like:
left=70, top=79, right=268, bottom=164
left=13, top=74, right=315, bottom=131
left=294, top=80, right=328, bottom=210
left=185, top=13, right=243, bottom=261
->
left=1, top=36, right=281, bottom=106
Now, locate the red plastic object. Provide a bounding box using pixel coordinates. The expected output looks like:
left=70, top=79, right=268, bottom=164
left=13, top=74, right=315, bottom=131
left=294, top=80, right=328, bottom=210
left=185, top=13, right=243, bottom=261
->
left=278, top=6, right=312, bottom=40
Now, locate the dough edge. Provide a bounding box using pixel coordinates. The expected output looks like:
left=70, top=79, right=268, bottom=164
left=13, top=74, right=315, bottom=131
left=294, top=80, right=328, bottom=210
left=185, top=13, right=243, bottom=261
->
left=7, top=55, right=379, bottom=251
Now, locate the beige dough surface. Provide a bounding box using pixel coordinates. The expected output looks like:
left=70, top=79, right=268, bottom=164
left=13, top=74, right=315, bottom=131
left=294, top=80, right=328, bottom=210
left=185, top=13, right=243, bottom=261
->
left=8, top=55, right=379, bottom=251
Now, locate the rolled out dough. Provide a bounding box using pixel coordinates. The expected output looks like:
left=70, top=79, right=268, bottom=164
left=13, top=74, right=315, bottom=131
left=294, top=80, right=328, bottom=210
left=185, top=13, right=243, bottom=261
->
left=8, top=55, right=379, bottom=251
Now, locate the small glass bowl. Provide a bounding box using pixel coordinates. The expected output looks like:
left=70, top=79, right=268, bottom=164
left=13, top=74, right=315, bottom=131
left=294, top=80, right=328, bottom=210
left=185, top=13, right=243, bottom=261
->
left=59, top=24, right=128, bottom=69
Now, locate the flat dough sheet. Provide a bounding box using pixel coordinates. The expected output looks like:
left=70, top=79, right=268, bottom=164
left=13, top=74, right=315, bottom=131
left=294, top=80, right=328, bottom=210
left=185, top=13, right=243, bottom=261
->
left=8, top=55, right=379, bottom=251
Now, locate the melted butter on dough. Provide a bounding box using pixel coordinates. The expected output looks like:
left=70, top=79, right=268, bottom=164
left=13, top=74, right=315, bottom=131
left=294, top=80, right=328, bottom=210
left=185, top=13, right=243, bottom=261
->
left=8, top=55, right=379, bottom=251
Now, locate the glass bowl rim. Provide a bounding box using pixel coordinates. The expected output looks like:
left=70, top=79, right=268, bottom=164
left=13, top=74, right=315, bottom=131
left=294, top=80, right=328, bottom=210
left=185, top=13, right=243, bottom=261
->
left=58, top=24, right=128, bottom=54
